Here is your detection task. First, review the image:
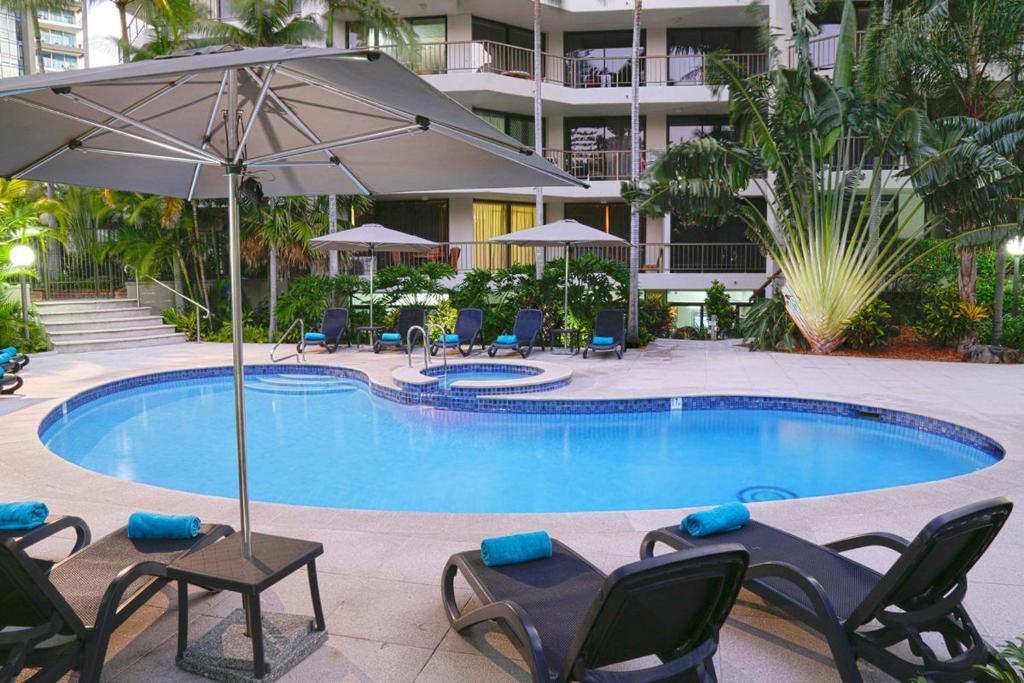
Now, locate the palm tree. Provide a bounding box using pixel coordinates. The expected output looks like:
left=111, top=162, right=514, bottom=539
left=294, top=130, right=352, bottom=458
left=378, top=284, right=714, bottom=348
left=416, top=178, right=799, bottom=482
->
left=202, top=0, right=322, bottom=47
left=109, top=0, right=197, bottom=62
left=124, top=0, right=203, bottom=61
left=626, top=0, right=642, bottom=345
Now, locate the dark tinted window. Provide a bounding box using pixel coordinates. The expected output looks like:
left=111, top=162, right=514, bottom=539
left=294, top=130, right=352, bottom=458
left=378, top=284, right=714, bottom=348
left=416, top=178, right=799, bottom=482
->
left=359, top=199, right=449, bottom=242
left=564, top=203, right=647, bottom=243
left=667, top=115, right=732, bottom=145
left=565, top=116, right=644, bottom=152
left=472, top=17, right=541, bottom=50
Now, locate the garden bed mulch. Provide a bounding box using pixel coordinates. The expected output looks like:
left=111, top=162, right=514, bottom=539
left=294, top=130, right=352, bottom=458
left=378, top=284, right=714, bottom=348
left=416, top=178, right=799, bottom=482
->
left=811, top=328, right=961, bottom=362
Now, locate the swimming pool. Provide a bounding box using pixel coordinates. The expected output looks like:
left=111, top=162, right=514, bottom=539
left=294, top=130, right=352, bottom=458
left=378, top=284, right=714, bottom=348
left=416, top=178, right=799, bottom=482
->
left=39, top=367, right=1001, bottom=513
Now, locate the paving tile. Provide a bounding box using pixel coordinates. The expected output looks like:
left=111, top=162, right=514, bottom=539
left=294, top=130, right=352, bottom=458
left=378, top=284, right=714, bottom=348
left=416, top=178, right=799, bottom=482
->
left=414, top=650, right=530, bottom=683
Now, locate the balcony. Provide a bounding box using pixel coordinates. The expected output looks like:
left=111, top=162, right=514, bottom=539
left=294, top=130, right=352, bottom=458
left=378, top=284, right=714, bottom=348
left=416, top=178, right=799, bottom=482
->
left=378, top=41, right=768, bottom=88
left=543, top=149, right=660, bottom=181
left=350, top=241, right=766, bottom=275
left=801, top=31, right=868, bottom=70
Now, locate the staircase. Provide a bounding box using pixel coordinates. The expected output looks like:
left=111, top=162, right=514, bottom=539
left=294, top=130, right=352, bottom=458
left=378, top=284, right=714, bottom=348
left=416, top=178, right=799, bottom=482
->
left=36, top=299, right=187, bottom=353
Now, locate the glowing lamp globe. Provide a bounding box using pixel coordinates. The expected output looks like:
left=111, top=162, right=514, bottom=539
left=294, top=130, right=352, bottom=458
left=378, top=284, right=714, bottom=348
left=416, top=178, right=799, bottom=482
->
left=1008, top=237, right=1024, bottom=258
left=8, top=244, right=35, bottom=267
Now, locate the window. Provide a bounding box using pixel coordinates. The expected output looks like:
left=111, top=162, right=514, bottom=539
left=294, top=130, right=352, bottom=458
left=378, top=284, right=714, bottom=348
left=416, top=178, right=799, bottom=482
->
left=37, top=8, right=77, bottom=25
left=473, top=109, right=539, bottom=147
left=347, top=16, right=446, bottom=47
left=472, top=201, right=536, bottom=270
left=42, top=51, right=78, bottom=71
left=471, top=17, right=540, bottom=51
left=565, top=116, right=644, bottom=152
left=359, top=199, right=449, bottom=243
left=564, top=203, right=647, bottom=244
left=667, top=27, right=761, bottom=83
left=563, top=30, right=641, bottom=87
left=40, top=28, right=76, bottom=47
left=671, top=198, right=764, bottom=240
left=667, top=115, right=732, bottom=146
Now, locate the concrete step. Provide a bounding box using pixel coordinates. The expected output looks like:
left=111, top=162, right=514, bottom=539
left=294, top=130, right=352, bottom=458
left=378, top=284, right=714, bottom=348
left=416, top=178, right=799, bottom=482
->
left=47, top=324, right=180, bottom=343
left=35, top=299, right=140, bottom=315
left=40, top=315, right=168, bottom=333
left=51, top=332, right=187, bottom=354
left=37, top=307, right=155, bottom=325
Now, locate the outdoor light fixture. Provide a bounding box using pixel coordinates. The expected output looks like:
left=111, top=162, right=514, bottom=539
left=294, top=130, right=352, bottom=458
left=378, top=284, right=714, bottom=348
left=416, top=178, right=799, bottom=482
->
left=8, top=243, right=35, bottom=342
left=1007, top=237, right=1024, bottom=257
left=1008, top=237, right=1024, bottom=316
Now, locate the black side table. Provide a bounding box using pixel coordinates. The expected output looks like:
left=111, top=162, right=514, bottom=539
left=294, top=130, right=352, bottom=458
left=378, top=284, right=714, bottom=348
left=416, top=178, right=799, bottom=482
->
left=168, top=532, right=325, bottom=679
left=549, top=328, right=581, bottom=355
left=354, top=325, right=383, bottom=350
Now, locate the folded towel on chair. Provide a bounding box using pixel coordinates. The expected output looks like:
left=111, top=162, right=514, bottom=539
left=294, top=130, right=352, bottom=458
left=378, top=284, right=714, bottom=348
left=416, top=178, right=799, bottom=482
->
left=128, top=511, right=201, bottom=540
left=0, top=501, right=48, bottom=530
left=481, top=531, right=552, bottom=567
left=0, top=352, right=12, bottom=363
left=592, top=336, right=614, bottom=346
left=681, top=503, right=750, bottom=537
left=304, top=332, right=326, bottom=342
left=2, top=346, right=16, bottom=356
left=381, top=332, right=402, bottom=342
left=496, top=335, right=518, bottom=345
left=442, top=334, right=460, bottom=344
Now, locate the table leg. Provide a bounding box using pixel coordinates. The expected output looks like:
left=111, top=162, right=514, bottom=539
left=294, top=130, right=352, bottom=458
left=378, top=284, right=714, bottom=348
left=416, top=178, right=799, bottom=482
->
left=244, top=593, right=267, bottom=679
left=176, top=581, right=189, bottom=659
left=307, top=560, right=326, bottom=631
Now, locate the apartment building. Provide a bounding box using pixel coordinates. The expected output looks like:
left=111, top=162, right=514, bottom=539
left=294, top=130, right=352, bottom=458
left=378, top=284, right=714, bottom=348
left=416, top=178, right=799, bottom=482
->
left=0, top=1, right=88, bottom=79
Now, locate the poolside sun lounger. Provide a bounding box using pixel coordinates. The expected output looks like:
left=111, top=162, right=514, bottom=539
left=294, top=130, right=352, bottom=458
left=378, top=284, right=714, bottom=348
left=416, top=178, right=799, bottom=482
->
left=298, top=307, right=350, bottom=354
left=0, top=513, right=91, bottom=561
left=442, top=539, right=748, bottom=682
left=374, top=307, right=425, bottom=353
left=639, top=497, right=1013, bottom=683
left=0, top=368, right=22, bottom=395
left=487, top=309, right=543, bottom=359
left=431, top=308, right=484, bottom=357
left=0, top=520, right=233, bottom=682
left=0, top=347, right=28, bottom=372
left=583, top=308, right=625, bottom=359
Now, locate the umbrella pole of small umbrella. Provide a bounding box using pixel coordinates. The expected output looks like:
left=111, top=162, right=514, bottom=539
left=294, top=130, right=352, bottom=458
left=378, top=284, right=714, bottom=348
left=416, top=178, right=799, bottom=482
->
left=368, top=245, right=375, bottom=329
left=563, top=242, right=571, bottom=344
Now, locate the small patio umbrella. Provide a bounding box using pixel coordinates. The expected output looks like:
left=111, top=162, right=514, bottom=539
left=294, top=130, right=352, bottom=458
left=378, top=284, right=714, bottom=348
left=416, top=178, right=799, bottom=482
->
left=309, top=224, right=437, bottom=327
left=0, top=45, right=583, bottom=557
left=490, top=219, right=629, bottom=333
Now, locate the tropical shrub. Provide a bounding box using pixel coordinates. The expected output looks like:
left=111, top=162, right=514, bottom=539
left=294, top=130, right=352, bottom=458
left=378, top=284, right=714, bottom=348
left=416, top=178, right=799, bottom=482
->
left=540, top=254, right=628, bottom=334
left=842, top=299, right=894, bottom=351
left=741, top=291, right=805, bottom=352
left=373, top=262, right=454, bottom=309
left=638, top=294, right=674, bottom=344
left=912, top=636, right=1024, bottom=683
left=162, top=308, right=199, bottom=341
left=207, top=319, right=270, bottom=344
left=427, top=299, right=458, bottom=339
left=703, top=280, right=737, bottom=337
left=917, top=287, right=990, bottom=347
left=275, top=274, right=368, bottom=337
left=0, top=300, right=48, bottom=353
left=1000, top=314, right=1024, bottom=351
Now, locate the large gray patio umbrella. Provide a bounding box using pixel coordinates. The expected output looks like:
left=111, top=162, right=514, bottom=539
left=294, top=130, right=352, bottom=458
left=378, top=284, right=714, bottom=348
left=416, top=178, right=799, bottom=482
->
left=310, top=224, right=437, bottom=328
left=0, top=45, right=583, bottom=557
left=490, top=219, right=629, bottom=333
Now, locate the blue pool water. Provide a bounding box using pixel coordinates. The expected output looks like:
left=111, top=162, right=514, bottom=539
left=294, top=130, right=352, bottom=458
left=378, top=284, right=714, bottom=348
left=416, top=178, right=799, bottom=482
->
left=431, top=371, right=525, bottom=390
left=40, top=374, right=999, bottom=513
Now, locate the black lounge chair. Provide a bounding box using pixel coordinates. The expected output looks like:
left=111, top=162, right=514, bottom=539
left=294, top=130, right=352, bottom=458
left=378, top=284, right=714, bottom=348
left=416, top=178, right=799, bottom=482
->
left=640, top=497, right=1014, bottom=683
left=0, top=347, right=28, bottom=372
left=0, top=521, right=232, bottom=682
left=442, top=539, right=748, bottom=682
left=0, top=369, right=22, bottom=395
left=583, top=308, right=625, bottom=359
left=487, top=308, right=543, bottom=359
left=298, top=307, right=350, bottom=354
left=373, top=307, right=425, bottom=353
left=0, top=514, right=91, bottom=560
left=432, top=308, right=484, bottom=357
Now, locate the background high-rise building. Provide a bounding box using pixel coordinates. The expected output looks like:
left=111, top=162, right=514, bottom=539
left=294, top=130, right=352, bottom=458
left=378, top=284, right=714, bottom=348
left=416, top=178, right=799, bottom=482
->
left=0, top=0, right=88, bottom=77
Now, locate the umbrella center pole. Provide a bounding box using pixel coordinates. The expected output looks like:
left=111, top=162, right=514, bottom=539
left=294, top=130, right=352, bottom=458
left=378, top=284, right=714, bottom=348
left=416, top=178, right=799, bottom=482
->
left=563, top=243, right=570, bottom=345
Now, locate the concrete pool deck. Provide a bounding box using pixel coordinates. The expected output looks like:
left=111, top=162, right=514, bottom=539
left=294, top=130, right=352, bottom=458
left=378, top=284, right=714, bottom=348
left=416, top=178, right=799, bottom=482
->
left=1, top=339, right=1022, bottom=682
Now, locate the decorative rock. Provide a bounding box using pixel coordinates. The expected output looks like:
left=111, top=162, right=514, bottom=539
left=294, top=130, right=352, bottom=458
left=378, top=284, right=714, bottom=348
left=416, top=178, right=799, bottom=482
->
left=967, top=344, right=1022, bottom=364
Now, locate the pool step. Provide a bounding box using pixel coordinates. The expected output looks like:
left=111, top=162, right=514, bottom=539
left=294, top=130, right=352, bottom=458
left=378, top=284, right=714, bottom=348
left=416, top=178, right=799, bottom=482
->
left=247, top=375, right=358, bottom=395
left=37, top=298, right=188, bottom=353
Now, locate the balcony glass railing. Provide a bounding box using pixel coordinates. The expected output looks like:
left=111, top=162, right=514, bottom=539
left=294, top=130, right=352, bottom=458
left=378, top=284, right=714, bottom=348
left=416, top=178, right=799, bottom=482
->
left=342, top=242, right=766, bottom=275
left=37, top=9, right=80, bottom=26
left=543, top=149, right=660, bottom=181
left=377, top=41, right=768, bottom=87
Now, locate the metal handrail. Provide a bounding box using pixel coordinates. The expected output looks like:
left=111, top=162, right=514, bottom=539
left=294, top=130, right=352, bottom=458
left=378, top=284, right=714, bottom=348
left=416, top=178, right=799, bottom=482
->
left=406, top=325, right=430, bottom=369
left=426, top=322, right=448, bottom=380
left=125, top=264, right=210, bottom=342
left=271, top=318, right=305, bottom=363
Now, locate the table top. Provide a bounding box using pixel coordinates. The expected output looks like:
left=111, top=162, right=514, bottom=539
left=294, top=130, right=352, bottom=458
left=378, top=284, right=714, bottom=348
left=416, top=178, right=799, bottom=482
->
left=167, top=532, right=323, bottom=594
left=550, top=328, right=581, bottom=336
left=355, top=325, right=383, bottom=331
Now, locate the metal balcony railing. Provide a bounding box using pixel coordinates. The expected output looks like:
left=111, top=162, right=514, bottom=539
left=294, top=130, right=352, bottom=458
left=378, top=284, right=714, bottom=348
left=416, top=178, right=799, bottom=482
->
left=376, top=41, right=768, bottom=87
left=543, top=149, right=661, bottom=181
left=800, top=31, right=869, bottom=70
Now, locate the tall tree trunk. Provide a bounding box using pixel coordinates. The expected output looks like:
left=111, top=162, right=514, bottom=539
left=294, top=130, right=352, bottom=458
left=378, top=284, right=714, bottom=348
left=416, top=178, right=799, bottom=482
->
left=172, top=255, right=184, bottom=311
left=532, top=0, right=545, bottom=278
left=190, top=202, right=211, bottom=317
left=626, top=0, right=642, bottom=345
left=958, top=245, right=977, bottom=303
left=993, top=244, right=1006, bottom=342
left=328, top=194, right=338, bottom=276
left=32, top=14, right=45, bottom=73
left=867, top=0, right=892, bottom=253
left=117, top=1, right=129, bottom=62
left=268, top=244, right=278, bottom=342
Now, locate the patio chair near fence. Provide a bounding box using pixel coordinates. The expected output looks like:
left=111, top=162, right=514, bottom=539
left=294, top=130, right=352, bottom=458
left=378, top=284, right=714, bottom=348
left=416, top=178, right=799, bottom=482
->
left=374, top=307, right=425, bottom=353
left=639, top=497, right=1014, bottom=683
left=488, top=309, right=543, bottom=359
left=0, top=368, right=22, bottom=395
left=583, top=309, right=625, bottom=359
left=299, top=308, right=350, bottom=354
left=431, top=308, right=484, bottom=357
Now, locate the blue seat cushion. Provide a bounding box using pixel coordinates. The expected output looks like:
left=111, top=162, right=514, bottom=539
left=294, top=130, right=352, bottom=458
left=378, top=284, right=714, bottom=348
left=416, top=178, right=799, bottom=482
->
left=592, top=336, right=615, bottom=346
left=2, top=347, right=16, bottom=356
left=381, top=332, right=402, bottom=342
left=0, top=353, right=11, bottom=364
left=304, top=332, right=326, bottom=342
left=496, top=335, right=518, bottom=345
left=442, top=334, right=460, bottom=344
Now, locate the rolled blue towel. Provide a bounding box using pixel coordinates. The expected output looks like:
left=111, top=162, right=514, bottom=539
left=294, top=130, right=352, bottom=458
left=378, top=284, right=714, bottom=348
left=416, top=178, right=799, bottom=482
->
left=128, top=511, right=201, bottom=540
left=442, top=334, right=460, bottom=344
left=481, top=531, right=552, bottom=567
left=2, top=347, right=16, bottom=356
left=0, top=352, right=11, bottom=363
left=381, top=332, right=402, bottom=342
left=681, top=502, right=750, bottom=537
left=0, top=501, right=49, bottom=531
left=496, top=335, right=518, bottom=345
left=592, top=336, right=614, bottom=346
left=304, top=332, right=326, bottom=341
left=0, top=368, right=5, bottom=379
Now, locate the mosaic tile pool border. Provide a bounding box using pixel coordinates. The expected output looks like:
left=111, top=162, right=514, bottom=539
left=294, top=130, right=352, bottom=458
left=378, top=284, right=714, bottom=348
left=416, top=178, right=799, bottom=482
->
left=397, top=363, right=562, bottom=398
left=37, top=364, right=1005, bottom=460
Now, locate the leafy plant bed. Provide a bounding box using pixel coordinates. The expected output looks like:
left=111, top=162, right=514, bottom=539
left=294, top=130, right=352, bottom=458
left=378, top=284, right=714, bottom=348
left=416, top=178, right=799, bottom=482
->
left=822, top=328, right=960, bottom=362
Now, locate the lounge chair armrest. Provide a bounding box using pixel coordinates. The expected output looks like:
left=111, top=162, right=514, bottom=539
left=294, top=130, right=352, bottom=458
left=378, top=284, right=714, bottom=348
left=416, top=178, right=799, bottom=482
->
left=14, top=515, right=92, bottom=556
left=746, top=561, right=845, bottom=628
left=824, top=532, right=911, bottom=555
left=94, top=560, right=169, bottom=631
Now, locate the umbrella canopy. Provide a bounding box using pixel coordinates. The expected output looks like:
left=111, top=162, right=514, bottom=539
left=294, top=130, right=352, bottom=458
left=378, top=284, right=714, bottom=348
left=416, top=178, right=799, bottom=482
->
left=309, top=224, right=439, bottom=327
left=489, top=220, right=628, bottom=334
left=0, top=45, right=582, bottom=558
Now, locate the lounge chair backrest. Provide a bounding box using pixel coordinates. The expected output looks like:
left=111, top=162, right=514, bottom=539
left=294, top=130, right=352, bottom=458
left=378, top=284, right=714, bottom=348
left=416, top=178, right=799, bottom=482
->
left=396, top=307, right=425, bottom=337
left=512, top=309, right=543, bottom=340
left=454, top=308, right=483, bottom=339
left=594, top=309, right=625, bottom=344
left=321, top=308, right=349, bottom=337
left=0, top=539, right=86, bottom=639
left=560, top=544, right=748, bottom=679
left=847, top=497, right=1012, bottom=628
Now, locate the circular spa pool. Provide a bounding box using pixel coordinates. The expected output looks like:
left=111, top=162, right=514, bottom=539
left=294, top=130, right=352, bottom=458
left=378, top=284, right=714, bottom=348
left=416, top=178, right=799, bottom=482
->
left=421, top=363, right=543, bottom=391
left=39, top=368, right=1002, bottom=513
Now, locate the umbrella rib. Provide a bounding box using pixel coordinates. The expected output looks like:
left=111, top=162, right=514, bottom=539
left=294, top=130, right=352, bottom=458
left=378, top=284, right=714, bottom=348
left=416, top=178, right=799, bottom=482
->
left=187, top=70, right=230, bottom=201
left=8, top=96, right=217, bottom=164
left=245, top=66, right=371, bottom=195
left=246, top=124, right=424, bottom=166
left=233, top=63, right=278, bottom=165
left=7, top=74, right=198, bottom=180
left=60, top=91, right=223, bottom=163
left=78, top=146, right=220, bottom=165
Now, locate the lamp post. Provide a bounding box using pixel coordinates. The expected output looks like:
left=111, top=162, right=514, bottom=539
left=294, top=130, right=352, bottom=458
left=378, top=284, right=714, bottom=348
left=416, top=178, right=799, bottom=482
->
left=8, top=244, right=35, bottom=342
left=1008, top=237, right=1024, bottom=317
